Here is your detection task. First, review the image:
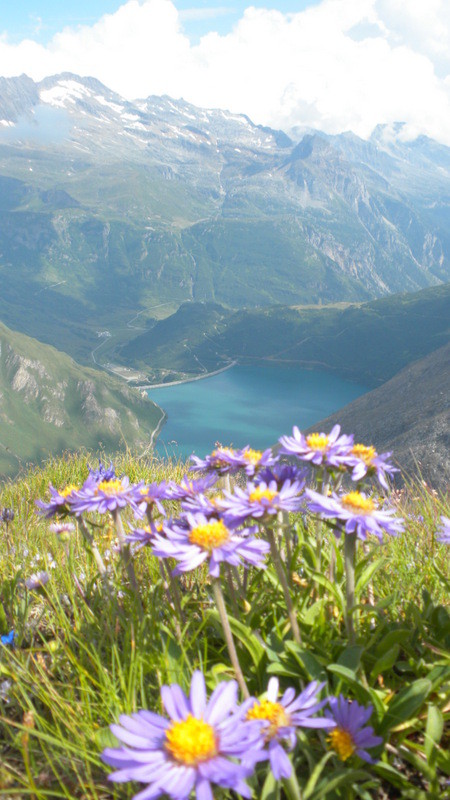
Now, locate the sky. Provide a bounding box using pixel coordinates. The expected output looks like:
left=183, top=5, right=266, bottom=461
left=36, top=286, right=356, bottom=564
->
left=1, top=0, right=450, bottom=144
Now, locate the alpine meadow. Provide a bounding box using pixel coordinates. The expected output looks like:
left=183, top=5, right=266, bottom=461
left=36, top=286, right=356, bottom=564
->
left=0, top=3, right=449, bottom=799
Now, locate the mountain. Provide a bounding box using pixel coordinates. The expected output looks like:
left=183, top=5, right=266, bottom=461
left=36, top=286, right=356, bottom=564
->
left=305, top=343, right=450, bottom=492
left=1, top=73, right=449, bottom=365
left=0, top=321, right=163, bottom=477
left=118, top=283, right=450, bottom=386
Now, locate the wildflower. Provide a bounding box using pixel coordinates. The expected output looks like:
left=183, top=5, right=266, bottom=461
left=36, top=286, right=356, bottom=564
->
left=166, top=474, right=218, bottom=500
left=325, top=697, right=383, bottom=763
left=242, top=678, right=334, bottom=780
left=191, top=446, right=242, bottom=475
left=181, top=491, right=224, bottom=518
left=88, top=460, right=117, bottom=482
left=257, top=462, right=307, bottom=489
left=137, top=482, right=169, bottom=516
left=437, top=516, right=450, bottom=544
left=152, top=512, right=270, bottom=577
left=279, top=424, right=353, bottom=468
left=220, top=480, right=304, bottom=525
left=1, top=508, right=14, bottom=523
left=0, top=679, right=12, bottom=702
left=305, top=489, right=404, bottom=541
left=235, top=447, right=277, bottom=477
left=0, top=630, right=15, bottom=647
left=70, top=476, right=144, bottom=516
left=125, top=521, right=164, bottom=551
left=36, top=483, right=80, bottom=518
left=102, top=671, right=263, bottom=799
left=348, top=444, right=398, bottom=490
left=25, top=571, right=50, bottom=590
left=49, top=521, right=75, bottom=542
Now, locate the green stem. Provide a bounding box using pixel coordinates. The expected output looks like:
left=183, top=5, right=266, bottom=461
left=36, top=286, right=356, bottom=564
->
left=267, top=527, right=301, bottom=644
left=112, top=510, right=143, bottom=619
left=212, top=578, right=249, bottom=698
left=344, top=532, right=357, bottom=641
left=282, top=767, right=303, bottom=800
left=77, top=517, right=107, bottom=577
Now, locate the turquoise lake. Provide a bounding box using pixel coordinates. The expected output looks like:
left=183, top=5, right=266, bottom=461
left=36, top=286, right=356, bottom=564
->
left=148, top=364, right=368, bottom=460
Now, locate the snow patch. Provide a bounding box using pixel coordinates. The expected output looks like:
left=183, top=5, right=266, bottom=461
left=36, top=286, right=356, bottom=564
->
left=95, top=95, right=123, bottom=114
left=40, top=80, right=92, bottom=108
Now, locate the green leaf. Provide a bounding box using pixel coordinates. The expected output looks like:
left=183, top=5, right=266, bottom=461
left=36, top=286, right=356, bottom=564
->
left=355, top=556, right=385, bottom=595
left=379, top=679, right=432, bottom=735
left=301, top=600, right=326, bottom=626
left=311, top=769, right=370, bottom=799
left=370, top=644, right=400, bottom=682
left=285, top=642, right=327, bottom=681
left=310, top=571, right=345, bottom=606
left=302, top=752, right=334, bottom=800
left=375, top=628, right=410, bottom=656
left=337, top=645, right=364, bottom=672
left=424, top=704, right=444, bottom=761
left=223, top=613, right=266, bottom=672
left=327, top=663, right=385, bottom=716
left=93, top=726, right=120, bottom=750
left=261, top=769, right=281, bottom=800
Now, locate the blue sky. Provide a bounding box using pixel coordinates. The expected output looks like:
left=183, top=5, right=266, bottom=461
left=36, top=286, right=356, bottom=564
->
left=2, top=1, right=321, bottom=44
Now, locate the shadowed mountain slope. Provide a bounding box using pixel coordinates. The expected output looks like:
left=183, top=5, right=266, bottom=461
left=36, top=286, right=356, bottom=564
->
left=306, top=344, right=450, bottom=491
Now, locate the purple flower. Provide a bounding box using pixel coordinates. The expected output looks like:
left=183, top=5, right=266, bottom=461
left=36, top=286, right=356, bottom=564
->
left=137, top=482, right=169, bottom=517
left=1, top=508, right=14, bottom=523
left=25, top=571, right=50, bottom=591
left=325, top=697, right=383, bottom=763
left=88, top=460, right=117, bottom=482
left=166, top=475, right=218, bottom=501
left=125, top=521, right=165, bottom=551
left=49, top=522, right=76, bottom=540
left=348, top=444, right=398, bottom=490
left=279, top=424, right=353, bottom=469
left=242, top=678, right=334, bottom=780
left=36, top=483, right=81, bottom=518
left=437, top=516, right=450, bottom=544
left=181, top=492, right=224, bottom=519
left=70, top=476, right=144, bottom=516
left=305, top=489, right=404, bottom=542
left=235, top=447, right=277, bottom=477
left=257, top=463, right=307, bottom=489
left=152, top=512, right=270, bottom=577
left=219, top=480, right=304, bottom=525
left=191, top=446, right=275, bottom=477
left=102, top=671, right=263, bottom=800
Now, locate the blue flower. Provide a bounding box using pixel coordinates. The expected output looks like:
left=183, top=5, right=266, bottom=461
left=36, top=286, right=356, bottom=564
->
left=0, top=630, right=15, bottom=647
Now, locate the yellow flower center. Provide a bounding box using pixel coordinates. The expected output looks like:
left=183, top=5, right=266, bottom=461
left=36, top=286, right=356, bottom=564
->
left=352, top=444, right=376, bottom=466
left=246, top=700, right=289, bottom=739
left=59, top=484, right=79, bottom=498
left=211, top=447, right=234, bottom=463
left=342, top=492, right=375, bottom=514
left=249, top=487, right=278, bottom=503
left=165, top=715, right=217, bottom=765
left=328, top=728, right=356, bottom=761
left=97, top=479, right=123, bottom=495
left=306, top=433, right=329, bottom=451
left=189, top=519, right=230, bottom=551
left=243, top=449, right=263, bottom=465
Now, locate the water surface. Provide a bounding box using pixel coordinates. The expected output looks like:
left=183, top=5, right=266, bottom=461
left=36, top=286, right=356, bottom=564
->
left=148, top=364, right=367, bottom=460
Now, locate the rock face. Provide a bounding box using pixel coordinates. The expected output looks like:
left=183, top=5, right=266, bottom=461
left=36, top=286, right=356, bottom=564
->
left=0, top=321, right=163, bottom=477
left=307, top=344, right=450, bottom=491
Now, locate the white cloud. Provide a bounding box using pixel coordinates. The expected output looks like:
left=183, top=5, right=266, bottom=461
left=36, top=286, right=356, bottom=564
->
left=0, top=0, right=449, bottom=144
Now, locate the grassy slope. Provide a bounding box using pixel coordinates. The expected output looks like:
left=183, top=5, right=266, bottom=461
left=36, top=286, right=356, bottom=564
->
left=0, top=322, right=164, bottom=478
left=120, top=283, right=450, bottom=386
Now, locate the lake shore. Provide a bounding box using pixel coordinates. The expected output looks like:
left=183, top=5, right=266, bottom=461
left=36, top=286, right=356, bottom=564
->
left=138, top=360, right=237, bottom=390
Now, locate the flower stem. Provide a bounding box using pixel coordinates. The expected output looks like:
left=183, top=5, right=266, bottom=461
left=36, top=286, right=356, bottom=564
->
left=267, top=527, right=301, bottom=644
left=344, top=532, right=357, bottom=641
left=212, top=578, right=249, bottom=698
left=282, top=768, right=303, bottom=800
left=112, top=510, right=143, bottom=619
left=77, top=517, right=107, bottom=577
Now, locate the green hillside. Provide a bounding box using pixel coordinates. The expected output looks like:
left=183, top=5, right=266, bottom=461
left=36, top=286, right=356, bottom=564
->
left=119, top=283, right=450, bottom=386
left=0, top=322, right=164, bottom=477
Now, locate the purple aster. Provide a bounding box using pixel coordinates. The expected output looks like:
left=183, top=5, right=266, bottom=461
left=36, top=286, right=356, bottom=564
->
left=305, top=488, right=404, bottom=542
left=347, top=444, right=398, bottom=490
left=25, top=571, right=50, bottom=591
left=1, top=508, right=14, bottom=523
left=190, top=446, right=243, bottom=475
left=166, top=474, right=218, bottom=501
left=152, top=512, right=270, bottom=577
left=219, top=480, right=304, bottom=525
left=325, top=697, right=383, bottom=764
left=70, top=475, right=144, bottom=516
left=36, top=483, right=81, bottom=518
left=235, top=447, right=277, bottom=477
left=101, top=670, right=263, bottom=800
left=436, top=515, right=450, bottom=544
left=279, top=424, right=353, bottom=469
left=88, top=460, right=117, bottom=482
left=49, top=522, right=76, bottom=539
left=181, top=492, right=225, bottom=519
left=137, top=482, right=169, bottom=517
left=242, top=678, right=334, bottom=780
left=125, top=521, right=165, bottom=551
left=257, top=462, right=307, bottom=489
